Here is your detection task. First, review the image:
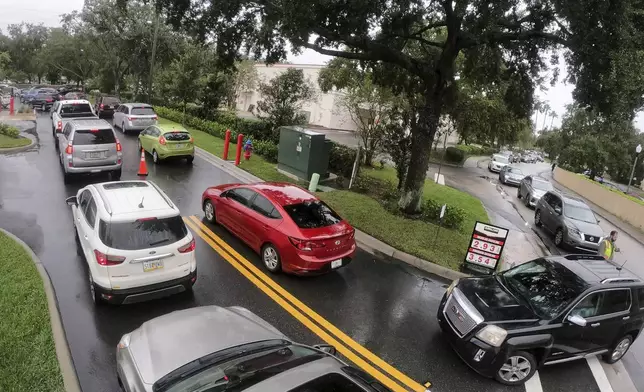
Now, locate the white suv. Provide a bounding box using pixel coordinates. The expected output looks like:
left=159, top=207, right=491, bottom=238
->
left=66, top=180, right=197, bottom=305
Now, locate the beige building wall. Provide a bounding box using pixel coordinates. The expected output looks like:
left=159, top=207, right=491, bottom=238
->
left=554, top=168, right=644, bottom=231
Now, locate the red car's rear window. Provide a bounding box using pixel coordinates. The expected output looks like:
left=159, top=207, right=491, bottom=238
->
left=283, top=201, right=342, bottom=229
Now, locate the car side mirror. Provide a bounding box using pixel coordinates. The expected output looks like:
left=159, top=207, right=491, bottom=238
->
left=65, top=196, right=78, bottom=206
left=567, top=314, right=587, bottom=327
left=314, top=344, right=337, bottom=356
left=554, top=207, right=562, bottom=215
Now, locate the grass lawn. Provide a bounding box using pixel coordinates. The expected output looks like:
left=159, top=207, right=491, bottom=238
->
left=158, top=117, right=298, bottom=183
left=0, top=231, right=64, bottom=392
left=361, top=166, right=489, bottom=233
left=319, top=191, right=471, bottom=270
left=0, top=134, right=31, bottom=149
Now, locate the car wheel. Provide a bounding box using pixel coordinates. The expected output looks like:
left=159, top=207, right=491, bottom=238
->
left=203, top=200, right=216, bottom=223
left=153, top=150, right=160, bottom=164
left=111, top=169, right=121, bottom=181
left=535, top=210, right=542, bottom=227
left=137, top=139, right=142, bottom=152
left=603, top=335, right=633, bottom=364
left=187, top=156, right=194, bottom=164
left=517, top=188, right=522, bottom=199
left=554, top=228, right=564, bottom=247
left=122, top=122, right=127, bottom=134
left=63, top=172, right=72, bottom=184
left=494, top=351, right=536, bottom=386
left=88, top=271, right=104, bottom=306
left=524, top=193, right=531, bottom=207
left=261, top=243, right=282, bottom=273
left=41, top=103, right=46, bottom=112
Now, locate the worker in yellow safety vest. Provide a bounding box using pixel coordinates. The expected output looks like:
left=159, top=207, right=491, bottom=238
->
left=598, top=230, right=619, bottom=261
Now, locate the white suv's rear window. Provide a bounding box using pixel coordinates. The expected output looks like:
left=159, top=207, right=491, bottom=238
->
left=98, top=216, right=188, bottom=250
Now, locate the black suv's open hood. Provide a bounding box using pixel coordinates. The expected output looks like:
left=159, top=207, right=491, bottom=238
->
left=458, top=276, right=538, bottom=323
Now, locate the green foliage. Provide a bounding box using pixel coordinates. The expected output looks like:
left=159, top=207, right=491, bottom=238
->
left=444, top=146, right=466, bottom=163
left=328, top=143, right=357, bottom=178
left=256, top=68, right=315, bottom=131
left=0, top=124, right=20, bottom=138
left=454, top=144, right=496, bottom=156
left=253, top=140, right=278, bottom=162
left=422, top=199, right=466, bottom=230
left=157, top=44, right=206, bottom=108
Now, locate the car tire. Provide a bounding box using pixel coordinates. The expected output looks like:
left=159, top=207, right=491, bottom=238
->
left=41, top=103, right=46, bottom=112
left=603, top=334, right=633, bottom=364
left=535, top=210, right=542, bottom=227
left=261, top=243, right=282, bottom=273
left=187, top=156, right=194, bottom=164
left=494, top=351, right=537, bottom=386
left=63, top=172, right=72, bottom=184
left=121, top=122, right=127, bottom=135
left=517, top=188, right=522, bottom=199
left=554, top=228, right=564, bottom=247
left=111, top=169, right=121, bottom=181
left=524, top=193, right=531, bottom=207
left=203, top=200, right=216, bottom=223
left=153, top=150, right=160, bottom=164
left=137, top=139, right=142, bottom=152
left=88, top=271, right=104, bottom=306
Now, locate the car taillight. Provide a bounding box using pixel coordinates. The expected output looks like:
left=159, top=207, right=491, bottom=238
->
left=46, top=98, right=52, bottom=102
left=189, top=136, right=194, bottom=143
left=178, top=238, right=196, bottom=253
left=116, top=139, right=122, bottom=152
left=159, top=135, right=167, bottom=145
left=94, top=249, right=125, bottom=266
left=128, top=117, right=133, bottom=121
left=100, top=103, right=104, bottom=109
left=65, top=144, right=73, bottom=154
left=152, top=115, right=158, bottom=120
left=348, top=229, right=355, bottom=239
left=57, top=121, right=62, bottom=131
left=289, top=237, right=325, bottom=251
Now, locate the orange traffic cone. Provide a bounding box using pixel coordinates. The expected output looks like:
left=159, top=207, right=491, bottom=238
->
left=137, top=148, right=148, bottom=177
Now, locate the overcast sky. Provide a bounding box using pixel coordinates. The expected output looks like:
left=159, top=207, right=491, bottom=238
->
left=2, top=0, right=642, bottom=131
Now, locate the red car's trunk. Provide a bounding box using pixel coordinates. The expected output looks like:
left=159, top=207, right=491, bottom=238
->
left=293, top=221, right=355, bottom=258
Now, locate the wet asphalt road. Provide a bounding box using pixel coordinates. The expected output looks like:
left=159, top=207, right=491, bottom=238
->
left=0, top=114, right=611, bottom=392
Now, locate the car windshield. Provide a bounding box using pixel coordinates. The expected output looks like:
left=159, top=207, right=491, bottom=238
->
left=533, top=180, right=553, bottom=191
left=494, top=155, right=509, bottom=164
left=160, top=343, right=323, bottom=392
left=98, top=216, right=188, bottom=250
left=283, top=200, right=343, bottom=229
left=507, top=167, right=523, bottom=174
left=501, top=258, right=589, bottom=319
left=565, top=205, right=597, bottom=223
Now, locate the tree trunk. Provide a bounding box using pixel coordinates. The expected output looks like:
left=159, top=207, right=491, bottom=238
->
left=399, top=97, right=441, bottom=214
left=364, top=149, right=375, bottom=167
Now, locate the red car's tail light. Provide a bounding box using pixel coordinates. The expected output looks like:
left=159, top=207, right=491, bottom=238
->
left=94, top=249, right=126, bottom=266
left=348, top=229, right=355, bottom=239
left=289, top=237, right=325, bottom=251
left=178, top=238, right=196, bottom=253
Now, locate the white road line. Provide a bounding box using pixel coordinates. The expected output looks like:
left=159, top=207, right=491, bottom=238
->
left=524, top=370, right=543, bottom=392
left=587, top=356, right=615, bottom=392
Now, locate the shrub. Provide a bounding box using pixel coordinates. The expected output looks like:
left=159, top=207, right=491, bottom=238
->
left=445, top=146, right=466, bottom=163
left=0, top=123, right=20, bottom=138
left=352, top=174, right=397, bottom=201
left=329, top=142, right=357, bottom=178
left=421, top=198, right=466, bottom=230
left=253, top=140, right=278, bottom=162
left=455, top=144, right=497, bottom=156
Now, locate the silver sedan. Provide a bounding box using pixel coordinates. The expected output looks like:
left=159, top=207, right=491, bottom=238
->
left=116, top=306, right=397, bottom=392
left=499, top=166, right=525, bottom=186
left=518, top=175, right=554, bottom=208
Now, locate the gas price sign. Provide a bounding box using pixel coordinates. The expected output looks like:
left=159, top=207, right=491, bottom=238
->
left=464, top=221, right=509, bottom=272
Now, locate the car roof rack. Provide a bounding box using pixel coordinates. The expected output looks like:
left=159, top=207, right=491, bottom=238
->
left=563, top=254, right=605, bottom=261
left=601, top=277, right=642, bottom=284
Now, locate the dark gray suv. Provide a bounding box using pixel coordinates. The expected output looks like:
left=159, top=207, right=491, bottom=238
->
left=535, top=191, right=604, bottom=252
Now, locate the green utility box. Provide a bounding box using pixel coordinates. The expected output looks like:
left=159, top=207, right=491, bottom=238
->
left=277, top=126, right=331, bottom=181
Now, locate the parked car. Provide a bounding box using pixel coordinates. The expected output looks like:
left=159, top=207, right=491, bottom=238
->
left=113, top=103, right=158, bottom=134
left=117, top=306, right=392, bottom=392
left=62, top=92, right=88, bottom=100
left=201, top=183, right=356, bottom=275
left=488, top=154, right=510, bottom=173
left=138, top=123, right=194, bottom=164
left=437, top=254, right=643, bottom=386
left=65, top=180, right=197, bottom=305
left=94, top=95, right=120, bottom=118
left=27, top=88, right=56, bottom=105
left=498, top=166, right=524, bottom=186
left=517, top=176, right=554, bottom=207
left=51, top=100, right=98, bottom=138
left=535, top=191, right=604, bottom=251
left=31, top=92, right=58, bottom=111
left=57, top=119, right=122, bottom=183
left=21, top=86, right=43, bottom=103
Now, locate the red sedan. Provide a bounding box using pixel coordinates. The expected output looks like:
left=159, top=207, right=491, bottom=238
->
left=201, top=182, right=356, bottom=275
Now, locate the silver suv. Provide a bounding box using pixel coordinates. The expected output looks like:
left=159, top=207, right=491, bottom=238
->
left=534, top=191, right=604, bottom=252
left=58, top=119, right=122, bottom=183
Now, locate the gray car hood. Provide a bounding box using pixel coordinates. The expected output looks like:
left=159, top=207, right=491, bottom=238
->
left=566, top=218, right=604, bottom=237
left=532, top=189, right=547, bottom=198
left=128, top=306, right=287, bottom=384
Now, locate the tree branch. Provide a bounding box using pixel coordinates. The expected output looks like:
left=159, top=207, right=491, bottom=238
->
left=461, top=29, right=569, bottom=49
left=410, top=21, right=447, bottom=37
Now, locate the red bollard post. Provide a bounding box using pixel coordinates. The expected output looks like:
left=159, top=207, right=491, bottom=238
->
left=9, top=96, right=14, bottom=115
left=234, top=134, right=244, bottom=166
left=223, top=129, right=231, bottom=160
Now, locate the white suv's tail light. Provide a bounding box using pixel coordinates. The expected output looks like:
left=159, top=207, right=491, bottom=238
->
left=178, top=238, right=196, bottom=253
left=94, top=249, right=126, bottom=266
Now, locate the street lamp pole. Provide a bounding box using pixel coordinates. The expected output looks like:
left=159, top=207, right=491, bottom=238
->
left=148, top=12, right=160, bottom=104
left=627, top=144, right=642, bottom=194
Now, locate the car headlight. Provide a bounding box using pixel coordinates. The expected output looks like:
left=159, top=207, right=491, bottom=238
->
left=566, top=225, right=582, bottom=238
left=446, top=279, right=459, bottom=296
left=476, top=325, right=508, bottom=347
left=117, top=333, right=131, bottom=349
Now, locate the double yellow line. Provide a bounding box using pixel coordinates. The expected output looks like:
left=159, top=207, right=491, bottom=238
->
left=183, top=215, right=430, bottom=392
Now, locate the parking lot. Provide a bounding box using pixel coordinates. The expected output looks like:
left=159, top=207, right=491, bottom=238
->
left=0, top=112, right=633, bottom=392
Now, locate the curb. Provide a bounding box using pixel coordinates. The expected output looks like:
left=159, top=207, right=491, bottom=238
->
left=0, top=228, right=81, bottom=392
left=0, top=137, right=34, bottom=153
left=193, top=146, right=469, bottom=282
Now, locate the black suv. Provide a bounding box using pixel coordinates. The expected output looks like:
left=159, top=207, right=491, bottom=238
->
left=437, top=254, right=643, bottom=386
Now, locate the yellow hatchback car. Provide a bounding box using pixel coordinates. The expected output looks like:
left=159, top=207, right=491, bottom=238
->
left=138, top=124, right=195, bottom=164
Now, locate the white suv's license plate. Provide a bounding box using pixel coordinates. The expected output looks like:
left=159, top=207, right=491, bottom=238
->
left=331, top=259, right=342, bottom=269
left=143, top=260, right=164, bottom=272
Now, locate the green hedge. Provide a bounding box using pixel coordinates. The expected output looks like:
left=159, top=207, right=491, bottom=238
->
left=0, top=123, right=20, bottom=138
left=154, top=106, right=357, bottom=177
left=445, top=146, right=466, bottom=163
left=455, top=144, right=496, bottom=156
